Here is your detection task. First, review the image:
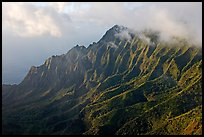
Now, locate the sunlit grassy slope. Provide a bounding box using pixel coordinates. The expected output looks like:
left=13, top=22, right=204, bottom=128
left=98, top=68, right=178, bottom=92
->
left=2, top=25, right=202, bottom=135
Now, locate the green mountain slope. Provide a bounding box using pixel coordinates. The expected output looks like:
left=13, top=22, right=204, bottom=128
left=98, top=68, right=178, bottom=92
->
left=2, top=25, right=202, bottom=135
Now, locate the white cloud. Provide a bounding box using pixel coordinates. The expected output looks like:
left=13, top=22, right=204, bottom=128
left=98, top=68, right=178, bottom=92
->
left=2, top=2, right=71, bottom=37
left=2, top=2, right=202, bottom=84
left=47, top=2, right=68, bottom=13
left=66, top=2, right=202, bottom=45
left=115, top=30, right=132, bottom=41
left=3, top=2, right=201, bottom=43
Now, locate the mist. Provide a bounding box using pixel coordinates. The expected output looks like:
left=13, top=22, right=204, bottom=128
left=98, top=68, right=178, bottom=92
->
left=122, top=2, right=202, bottom=45
left=2, top=2, right=202, bottom=84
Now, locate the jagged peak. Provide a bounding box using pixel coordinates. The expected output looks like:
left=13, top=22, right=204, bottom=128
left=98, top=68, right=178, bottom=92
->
left=98, top=25, right=131, bottom=43
left=105, top=24, right=129, bottom=37
left=111, top=24, right=128, bottom=32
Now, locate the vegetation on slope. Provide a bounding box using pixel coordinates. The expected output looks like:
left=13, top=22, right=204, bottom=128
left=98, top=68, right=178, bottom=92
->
left=2, top=25, right=202, bottom=135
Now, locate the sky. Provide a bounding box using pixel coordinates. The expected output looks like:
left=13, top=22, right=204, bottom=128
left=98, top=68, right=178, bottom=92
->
left=2, top=2, right=202, bottom=84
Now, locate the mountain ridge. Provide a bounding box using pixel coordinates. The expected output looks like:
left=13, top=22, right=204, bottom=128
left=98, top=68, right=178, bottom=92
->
left=2, top=25, right=202, bottom=135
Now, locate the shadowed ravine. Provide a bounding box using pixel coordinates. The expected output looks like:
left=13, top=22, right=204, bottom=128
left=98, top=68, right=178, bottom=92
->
left=2, top=25, right=202, bottom=135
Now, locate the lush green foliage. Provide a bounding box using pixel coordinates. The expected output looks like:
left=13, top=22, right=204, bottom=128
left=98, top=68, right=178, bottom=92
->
left=2, top=25, right=202, bottom=135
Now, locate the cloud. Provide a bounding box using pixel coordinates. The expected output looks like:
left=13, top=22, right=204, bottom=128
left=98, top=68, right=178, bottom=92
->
left=3, top=2, right=201, bottom=44
left=2, top=2, right=71, bottom=37
left=47, top=2, right=68, bottom=13
left=138, top=34, right=151, bottom=44
left=126, top=2, right=202, bottom=45
left=66, top=2, right=202, bottom=45
left=115, top=30, right=132, bottom=41
left=2, top=2, right=202, bottom=84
